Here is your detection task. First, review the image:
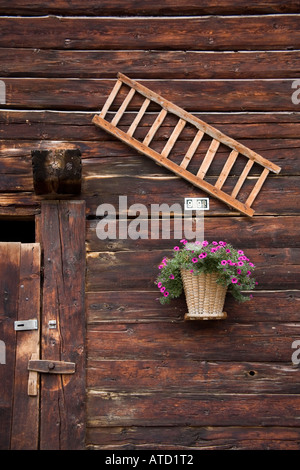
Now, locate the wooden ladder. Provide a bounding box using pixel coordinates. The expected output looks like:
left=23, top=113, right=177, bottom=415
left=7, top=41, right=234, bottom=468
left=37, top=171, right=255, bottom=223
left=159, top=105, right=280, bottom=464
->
left=93, top=73, right=281, bottom=217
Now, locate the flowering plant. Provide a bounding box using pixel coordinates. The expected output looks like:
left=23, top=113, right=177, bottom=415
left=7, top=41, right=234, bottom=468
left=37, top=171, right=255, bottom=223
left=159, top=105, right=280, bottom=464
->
left=155, top=239, right=257, bottom=304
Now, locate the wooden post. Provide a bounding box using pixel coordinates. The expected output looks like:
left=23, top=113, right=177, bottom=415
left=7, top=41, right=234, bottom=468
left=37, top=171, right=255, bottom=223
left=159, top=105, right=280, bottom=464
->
left=38, top=201, right=86, bottom=450
left=32, top=148, right=82, bottom=195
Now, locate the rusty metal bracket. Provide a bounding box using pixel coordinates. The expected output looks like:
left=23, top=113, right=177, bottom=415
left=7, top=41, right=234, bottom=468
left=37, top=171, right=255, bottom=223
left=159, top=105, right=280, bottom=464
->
left=28, top=359, right=76, bottom=374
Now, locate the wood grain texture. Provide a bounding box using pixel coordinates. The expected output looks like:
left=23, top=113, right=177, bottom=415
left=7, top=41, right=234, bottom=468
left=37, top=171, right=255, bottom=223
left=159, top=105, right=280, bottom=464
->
left=0, top=243, right=20, bottom=449
left=0, top=0, right=298, bottom=16
left=86, top=290, right=300, bottom=323
left=39, top=201, right=86, bottom=450
left=87, top=320, right=300, bottom=362
left=0, top=2, right=300, bottom=451
left=87, top=358, right=300, bottom=393
left=1, top=78, right=299, bottom=111
left=1, top=50, right=299, bottom=79
left=0, top=15, right=299, bottom=51
left=87, top=392, right=300, bottom=427
left=10, top=244, right=40, bottom=450
left=86, top=425, right=300, bottom=450
left=1, top=111, right=300, bottom=140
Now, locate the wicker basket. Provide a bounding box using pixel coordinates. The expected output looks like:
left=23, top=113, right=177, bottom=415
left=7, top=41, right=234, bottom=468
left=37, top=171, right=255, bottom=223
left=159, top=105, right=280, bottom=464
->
left=181, top=269, right=227, bottom=320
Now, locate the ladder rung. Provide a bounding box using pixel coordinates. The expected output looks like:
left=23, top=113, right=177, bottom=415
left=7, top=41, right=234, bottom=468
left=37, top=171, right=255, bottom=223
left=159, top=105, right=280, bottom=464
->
left=111, top=87, right=136, bottom=127
left=161, top=118, right=186, bottom=158
left=246, top=168, right=270, bottom=207
left=231, top=159, right=254, bottom=199
left=180, top=130, right=204, bottom=170
left=143, top=109, right=168, bottom=146
left=127, top=98, right=151, bottom=137
left=215, top=150, right=239, bottom=190
left=99, top=79, right=123, bottom=119
left=196, top=139, right=220, bottom=179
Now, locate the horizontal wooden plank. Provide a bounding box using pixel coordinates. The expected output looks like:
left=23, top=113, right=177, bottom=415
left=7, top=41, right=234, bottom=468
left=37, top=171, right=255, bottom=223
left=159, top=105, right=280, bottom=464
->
left=87, top=392, right=300, bottom=426
left=1, top=1, right=298, bottom=16
left=86, top=248, right=300, bottom=291
left=86, top=290, right=300, bottom=323
left=87, top=359, right=300, bottom=393
left=86, top=425, right=300, bottom=450
left=86, top=216, right=300, bottom=251
left=0, top=16, right=299, bottom=51
left=87, top=320, right=300, bottom=362
left=0, top=175, right=298, bottom=216
left=1, top=111, right=300, bottom=140
left=1, top=79, right=299, bottom=111
left=0, top=138, right=298, bottom=177
left=83, top=175, right=300, bottom=216
left=1, top=49, right=299, bottom=79
left=0, top=142, right=296, bottom=194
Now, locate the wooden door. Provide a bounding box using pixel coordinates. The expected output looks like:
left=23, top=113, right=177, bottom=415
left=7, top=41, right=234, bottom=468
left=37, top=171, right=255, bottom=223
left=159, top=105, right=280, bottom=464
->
left=0, top=242, right=40, bottom=450
left=0, top=200, right=86, bottom=450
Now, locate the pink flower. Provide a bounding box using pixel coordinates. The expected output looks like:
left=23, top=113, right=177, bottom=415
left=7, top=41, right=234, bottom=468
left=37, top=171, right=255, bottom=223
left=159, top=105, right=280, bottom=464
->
left=195, top=241, right=201, bottom=245
left=169, top=274, right=175, bottom=279
left=221, top=260, right=227, bottom=265
left=211, top=248, right=217, bottom=253
left=164, top=291, right=169, bottom=297
left=190, top=269, right=194, bottom=273
left=236, top=269, right=241, bottom=275
left=226, top=249, right=231, bottom=253
left=157, top=282, right=162, bottom=288
left=180, top=239, right=187, bottom=244
left=231, top=278, right=238, bottom=284
left=238, top=250, right=244, bottom=255
left=247, top=271, right=251, bottom=276
left=249, top=262, right=254, bottom=267
left=212, top=241, right=218, bottom=245
left=201, top=252, right=207, bottom=258
left=160, top=287, right=166, bottom=292
left=192, top=258, right=198, bottom=263
left=219, top=241, right=227, bottom=246
left=174, top=246, right=180, bottom=251
left=238, top=261, right=244, bottom=266
left=158, top=265, right=164, bottom=269
left=202, top=241, right=208, bottom=247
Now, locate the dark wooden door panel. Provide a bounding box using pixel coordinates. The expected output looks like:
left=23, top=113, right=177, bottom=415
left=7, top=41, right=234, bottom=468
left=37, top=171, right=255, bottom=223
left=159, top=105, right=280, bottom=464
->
left=0, top=243, right=40, bottom=450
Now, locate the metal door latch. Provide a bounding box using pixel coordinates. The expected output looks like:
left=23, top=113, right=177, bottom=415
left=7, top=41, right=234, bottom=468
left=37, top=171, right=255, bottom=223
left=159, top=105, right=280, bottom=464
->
left=28, top=359, right=75, bottom=374
left=14, top=319, right=38, bottom=331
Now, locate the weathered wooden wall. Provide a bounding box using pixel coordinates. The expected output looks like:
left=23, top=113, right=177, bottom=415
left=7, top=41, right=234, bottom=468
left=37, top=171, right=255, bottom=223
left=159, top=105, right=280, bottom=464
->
left=0, top=1, right=300, bottom=450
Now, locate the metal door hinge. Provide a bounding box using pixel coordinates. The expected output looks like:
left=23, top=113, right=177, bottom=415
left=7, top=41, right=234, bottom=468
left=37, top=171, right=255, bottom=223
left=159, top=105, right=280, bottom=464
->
left=28, top=359, right=75, bottom=374
left=14, top=319, right=38, bottom=331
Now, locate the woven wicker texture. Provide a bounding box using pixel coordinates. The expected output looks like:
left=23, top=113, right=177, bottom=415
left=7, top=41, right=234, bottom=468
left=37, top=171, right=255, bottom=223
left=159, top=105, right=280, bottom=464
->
left=181, top=269, right=227, bottom=320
